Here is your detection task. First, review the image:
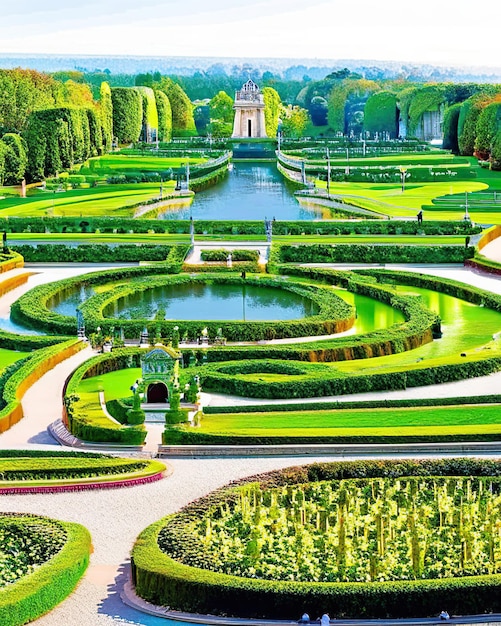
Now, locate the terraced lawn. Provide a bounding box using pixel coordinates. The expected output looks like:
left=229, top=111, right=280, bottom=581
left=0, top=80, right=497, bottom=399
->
left=0, top=183, right=178, bottom=218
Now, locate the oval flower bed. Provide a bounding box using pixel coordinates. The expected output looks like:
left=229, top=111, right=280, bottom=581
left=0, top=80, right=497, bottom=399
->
left=0, top=513, right=91, bottom=626
left=0, top=450, right=166, bottom=493
left=132, top=459, right=501, bottom=620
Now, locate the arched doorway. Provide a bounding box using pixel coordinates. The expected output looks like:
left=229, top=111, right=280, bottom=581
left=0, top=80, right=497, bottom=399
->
left=146, top=382, right=168, bottom=403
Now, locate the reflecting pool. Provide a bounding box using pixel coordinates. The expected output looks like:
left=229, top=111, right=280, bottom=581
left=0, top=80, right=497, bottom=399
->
left=159, top=162, right=328, bottom=221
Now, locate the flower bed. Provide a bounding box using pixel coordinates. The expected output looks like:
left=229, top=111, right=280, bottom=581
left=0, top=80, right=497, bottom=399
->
left=0, top=514, right=90, bottom=626
left=132, top=459, right=501, bottom=620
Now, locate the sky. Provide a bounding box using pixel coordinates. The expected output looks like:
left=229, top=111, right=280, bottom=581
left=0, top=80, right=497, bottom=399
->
left=1, top=0, right=500, bottom=68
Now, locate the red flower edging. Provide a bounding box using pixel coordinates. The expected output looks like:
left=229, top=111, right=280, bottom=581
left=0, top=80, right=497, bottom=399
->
left=0, top=471, right=165, bottom=495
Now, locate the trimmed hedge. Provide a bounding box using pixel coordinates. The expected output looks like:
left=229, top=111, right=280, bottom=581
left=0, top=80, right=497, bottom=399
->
left=11, top=244, right=175, bottom=263
left=277, top=243, right=473, bottom=264
left=0, top=217, right=481, bottom=237
left=18, top=273, right=355, bottom=340
left=199, top=353, right=501, bottom=399
left=0, top=339, right=85, bottom=434
left=0, top=514, right=90, bottom=626
left=200, top=249, right=260, bottom=262
left=10, top=248, right=188, bottom=335
left=203, top=393, right=501, bottom=414
left=0, top=251, right=24, bottom=273
left=131, top=459, right=501, bottom=620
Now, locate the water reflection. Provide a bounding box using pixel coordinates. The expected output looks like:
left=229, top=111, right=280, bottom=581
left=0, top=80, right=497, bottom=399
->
left=102, top=283, right=319, bottom=322
left=48, top=285, right=96, bottom=317
left=159, top=162, right=326, bottom=221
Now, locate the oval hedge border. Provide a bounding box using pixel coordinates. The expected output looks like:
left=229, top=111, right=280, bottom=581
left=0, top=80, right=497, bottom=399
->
left=0, top=514, right=91, bottom=626
left=14, top=273, right=357, bottom=342
left=132, top=459, right=501, bottom=621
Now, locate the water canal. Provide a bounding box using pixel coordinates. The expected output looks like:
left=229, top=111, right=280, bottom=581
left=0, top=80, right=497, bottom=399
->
left=159, top=162, right=328, bottom=221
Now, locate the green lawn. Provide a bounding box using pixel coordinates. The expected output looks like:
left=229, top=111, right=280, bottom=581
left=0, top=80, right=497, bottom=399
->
left=76, top=368, right=142, bottom=401
left=198, top=403, right=501, bottom=437
left=6, top=232, right=467, bottom=246
left=82, top=154, right=206, bottom=173
left=0, top=347, right=30, bottom=369
left=0, top=183, right=179, bottom=218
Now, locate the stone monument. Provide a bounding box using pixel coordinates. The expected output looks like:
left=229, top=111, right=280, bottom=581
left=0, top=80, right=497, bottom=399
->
left=232, top=80, right=267, bottom=138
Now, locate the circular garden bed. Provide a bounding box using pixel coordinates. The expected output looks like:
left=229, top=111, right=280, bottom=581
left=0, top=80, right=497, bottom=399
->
left=132, top=459, right=501, bottom=619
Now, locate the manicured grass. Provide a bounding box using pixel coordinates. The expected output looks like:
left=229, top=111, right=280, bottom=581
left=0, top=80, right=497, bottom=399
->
left=0, top=183, right=177, bottom=218
left=76, top=368, right=142, bottom=401
left=5, top=232, right=467, bottom=245
left=0, top=348, right=30, bottom=369
left=0, top=455, right=166, bottom=487
left=9, top=232, right=191, bottom=244
left=199, top=404, right=501, bottom=436
left=313, top=180, right=488, bottom=217
left=83, top=154, right=206, bottom=172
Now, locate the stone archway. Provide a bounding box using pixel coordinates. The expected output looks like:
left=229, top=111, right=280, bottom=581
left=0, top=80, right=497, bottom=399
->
left=146, top=382, right=168, bottom=403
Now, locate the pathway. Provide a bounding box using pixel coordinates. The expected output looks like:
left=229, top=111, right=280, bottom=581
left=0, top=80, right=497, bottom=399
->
left=479, top=235, right=501, bottom=263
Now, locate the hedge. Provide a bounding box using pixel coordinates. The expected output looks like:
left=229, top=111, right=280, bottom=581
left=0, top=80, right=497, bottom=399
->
left=0, top=251, right=24, bottom=273
left=276, top=243, right=473, bottom=264
left=20, top=273, right=355, bottom=340
left=0, top=515, right=91, bottom=626
left=10, top=249, right=188, bottom=335
left=111, top=87, right=143, bottom=144
left=0, top=217, right=481, bottom=237
left=0, top=339, right=85, bottom=434
left=11, top=244, right=175, bottom=264
left=200, top=249, right=260, bottom=262
left=162, top=427, right=501, bottom=446
left=203, top=393, right=501, bottom=414
left=131, top=459, right=501, bottom=620
left=199, top=353, right=501, bottom=399
left=353, top=267, right=501, bottom=312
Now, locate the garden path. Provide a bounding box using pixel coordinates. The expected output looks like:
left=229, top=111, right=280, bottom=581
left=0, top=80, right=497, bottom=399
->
left=479, top=235, right=501, bottom=263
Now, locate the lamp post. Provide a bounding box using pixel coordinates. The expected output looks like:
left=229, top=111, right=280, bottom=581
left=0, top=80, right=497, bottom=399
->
left=326, top=147, right=331, bottom=199
left=399, top=166, right=408, bottom=192
left=345, top=147, right=350, bottom=176
left=463, top=192, right=470, bottom=221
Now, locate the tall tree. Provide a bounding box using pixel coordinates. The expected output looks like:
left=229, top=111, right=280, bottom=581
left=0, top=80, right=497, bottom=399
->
left=262, top=86, right=281, bottom=137
left=110, top=87, right=143, bottom=144
left=157, top=78, right=196, bottom=135
left=99, top=82, right=113, bottom=152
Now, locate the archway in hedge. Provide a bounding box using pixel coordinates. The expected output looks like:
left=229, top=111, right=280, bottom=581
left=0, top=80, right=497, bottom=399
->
left=146, top=382, right=168, bottom=403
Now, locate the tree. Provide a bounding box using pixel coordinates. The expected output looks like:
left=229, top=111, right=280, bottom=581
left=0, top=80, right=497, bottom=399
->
left=364, top=92, right=398, bottom=137
left=209, top=91, right=234, bottom=124
left=0, top=133, right=27, bottom=184
left=98, top=82, right=113, bottom=152
left=154, top=90, right=172, bottom=142
left=262, top=87, right=281, bottom=137
left=474, top=99, right=501, bottom=160
left=279, top=104, right=308, bottom=138
left=157, top=78, right=196, bottom=135
left=490, top=130, right=501, bottom=171
left=310, top=96, right=328, bottom=126
left=442, top=103, right=462, bottom=153
left=111, top=87, right=143, bottom=144
left=135, top=86, right=159, bottom=142
left=0, top=68, right=58, bottom=133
